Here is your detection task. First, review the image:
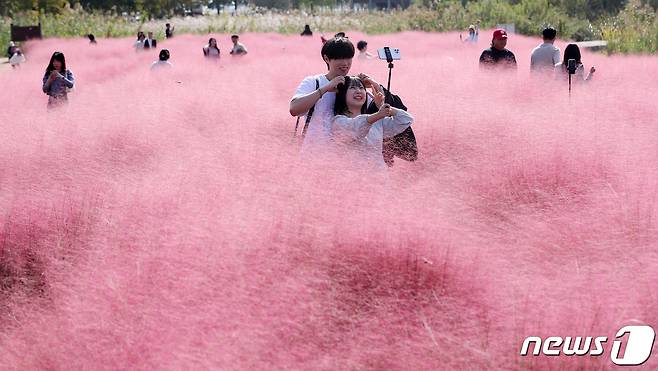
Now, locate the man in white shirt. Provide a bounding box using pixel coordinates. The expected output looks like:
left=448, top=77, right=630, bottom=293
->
left=289, top=37, right=355, bottom=151
left=530, top=27, right=560, bottom=74
left=230, top=35, right=248, bottom=55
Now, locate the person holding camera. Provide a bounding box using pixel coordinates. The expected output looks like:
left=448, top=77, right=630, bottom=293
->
left=42, top=51, right=75, bottom=108
left=331, top=76, right=414, bottom=169
left=165, top=23, right=174, bottom=39
left=530, top=27, right=560, bottom=74
left=289, top=37, right=355, bottom=150
left=479, top=29, right=517, bottom=69
left=555, top=44, right=595, bottom=82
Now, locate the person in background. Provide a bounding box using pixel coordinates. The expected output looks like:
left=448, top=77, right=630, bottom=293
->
left=357, top=40, right=373, bottom=60
left=87, top=34, right=97, bottom=44
left=165, top=23, right=175, bottom=39
left=321, top=32, right=347, bottom=44
left=301, top=25, right=313, bottom=36
left=555, top=43, right=595, bottom=82
left=7, top=41, right=17, bottom=59
left=461, top=20, right=480, bottom=43
left=134, top=32, right=145, bottom=50
left=151, top=49, right=173, bottom=71
left=530, top=27, right=560, bottom=74
left=42, top=51, right=75, bottom=108
left=203, top=38, right=221, bottom=59
left=144, top=32, right=157, bottom=49
left=9, top=48, right=26, bottom=68
left=479, top=29, right=517, bottom=69
left=230, top=35, right=248, bottom=55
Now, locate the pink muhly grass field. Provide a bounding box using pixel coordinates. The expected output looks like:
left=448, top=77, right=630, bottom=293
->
left=0, top=31, right=657, bottom=369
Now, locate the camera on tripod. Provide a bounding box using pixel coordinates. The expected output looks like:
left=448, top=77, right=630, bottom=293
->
left=567, top=58, right=577, bottom=75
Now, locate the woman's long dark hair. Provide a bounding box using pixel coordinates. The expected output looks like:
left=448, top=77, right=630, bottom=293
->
left=562, top=44, right=582, bottom=67
left=45, top=51, right=66, bottom=74
left=208, top=38, right=220, bottom=52
left=334, top=76, right=368, bottom=116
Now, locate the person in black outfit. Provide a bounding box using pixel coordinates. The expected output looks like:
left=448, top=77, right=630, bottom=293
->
left=7, top=41, right=17, bottom=59
left=165, top=24, right=174, bottom=39
left=301, top=25, right=313, bottom=36
left=479, top=29, right=517, bottom=69
left=144, top=32, right=157, bottom=49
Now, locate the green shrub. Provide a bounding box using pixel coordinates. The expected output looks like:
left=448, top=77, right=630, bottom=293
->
left=599, top=0, right=657, bottom=53
left=1, top=2, right=656, bottom=56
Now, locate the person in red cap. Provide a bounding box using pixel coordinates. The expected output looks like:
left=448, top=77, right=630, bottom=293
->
left=479, top=29, right=517, bottom=68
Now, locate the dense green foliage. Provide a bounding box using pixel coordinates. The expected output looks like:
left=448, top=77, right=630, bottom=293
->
left=1, top=0, right=656, bottom=54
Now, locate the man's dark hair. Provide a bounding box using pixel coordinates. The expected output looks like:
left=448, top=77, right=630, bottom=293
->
left=334, top=32, right=346, bottom=38
left=357, top=40, right=367, bottom=51
left=542, top=27, right=557, bottom=40
left=231, top=34, right=239, bottom=39
left=159, top=49, right=170, bottom=61
left=321, top=37, right=354, bottom=69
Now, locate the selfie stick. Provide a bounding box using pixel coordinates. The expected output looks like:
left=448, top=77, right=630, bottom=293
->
left=384, top=47, right=394, bottom=91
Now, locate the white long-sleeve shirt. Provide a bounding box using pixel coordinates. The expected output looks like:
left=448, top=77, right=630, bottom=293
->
left=332, top=110, right=414, bottom=169
left=554, top=62, right=593, bottom=82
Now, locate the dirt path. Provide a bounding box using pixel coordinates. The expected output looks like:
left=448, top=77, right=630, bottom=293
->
left=0, top=58, right=10, bottom=73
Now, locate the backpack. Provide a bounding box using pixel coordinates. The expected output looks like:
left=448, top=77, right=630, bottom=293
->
left=366, top=87, right=418, bottom=167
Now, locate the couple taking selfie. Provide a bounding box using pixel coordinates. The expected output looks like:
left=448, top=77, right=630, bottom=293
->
left=289, top=37, right=417, bottom=169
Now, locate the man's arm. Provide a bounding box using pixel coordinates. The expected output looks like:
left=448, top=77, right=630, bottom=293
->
left=289, top=87, right=324, bottom=117
left=479, top=50, right=493, bottom=66
left=553, top=48, right=561, bottom=65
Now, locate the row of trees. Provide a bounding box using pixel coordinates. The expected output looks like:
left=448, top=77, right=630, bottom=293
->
left=0, top=1, right=226, bottom=17
left=1, top=0, right=656, bottom=19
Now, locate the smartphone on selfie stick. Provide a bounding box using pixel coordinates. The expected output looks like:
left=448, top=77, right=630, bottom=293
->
left=567, top=58, right=577, bottom=95
left=377, top=47, right=401, bottom=91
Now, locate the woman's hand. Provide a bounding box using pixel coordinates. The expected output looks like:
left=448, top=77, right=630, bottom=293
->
left=377, top=103, right=394, bottom=118
left=590, top=66, right=596, bottom=74
left=357, top=73, right=381, bottom=90
left=373, top=90, right=385, bottom=108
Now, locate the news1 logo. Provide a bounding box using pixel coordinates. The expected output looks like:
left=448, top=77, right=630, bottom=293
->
left=520, top=325, right=656, bottom=366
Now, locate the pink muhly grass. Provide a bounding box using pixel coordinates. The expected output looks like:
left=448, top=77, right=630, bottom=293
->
left=0, top=31, right=656, bottom=369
